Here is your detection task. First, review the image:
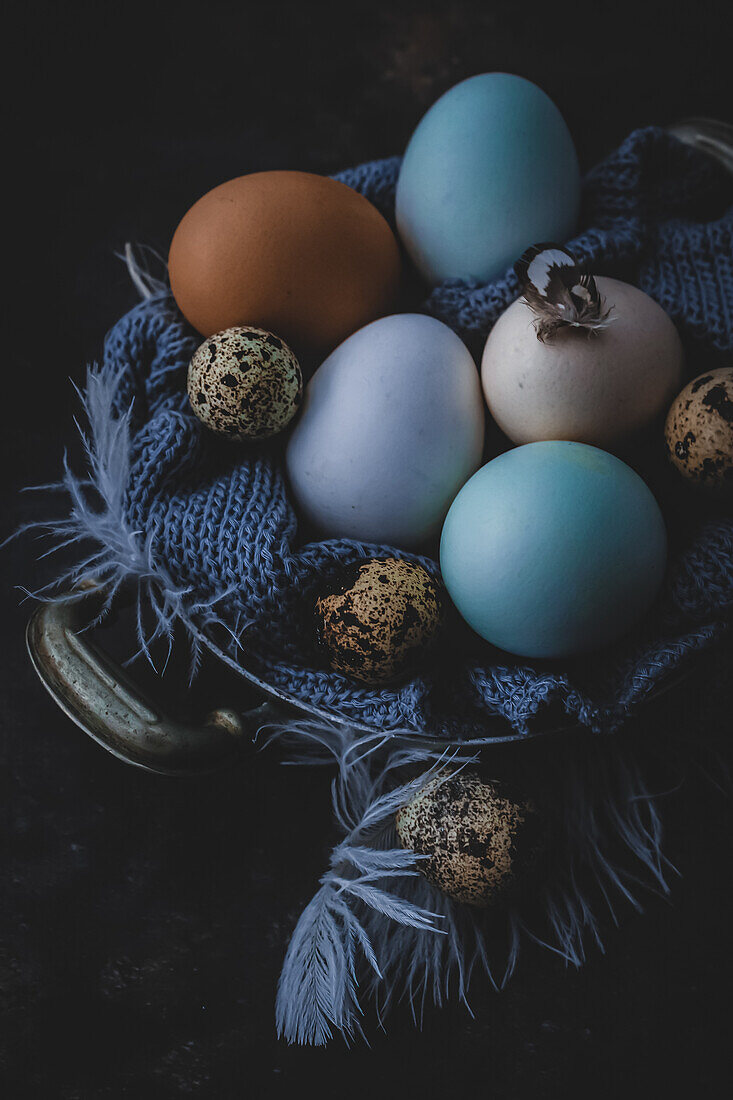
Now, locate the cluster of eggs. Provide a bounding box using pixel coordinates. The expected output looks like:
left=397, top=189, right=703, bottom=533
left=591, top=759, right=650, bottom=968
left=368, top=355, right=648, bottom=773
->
left=171, top=72, right=731, bottom=686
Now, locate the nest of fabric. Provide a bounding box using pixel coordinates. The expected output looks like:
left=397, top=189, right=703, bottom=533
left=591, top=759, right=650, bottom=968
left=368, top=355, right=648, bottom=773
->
left=53, top=126, right=732, bottom=738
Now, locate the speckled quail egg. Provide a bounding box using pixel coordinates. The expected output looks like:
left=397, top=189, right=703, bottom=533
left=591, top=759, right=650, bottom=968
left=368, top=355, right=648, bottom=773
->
left=314, top=558, right=442, bottom=684
left=664, top=367, right=733, bottom=496
left=395, top=770, right=540, bottom=907
left=187, top=326, right=302, bottom=440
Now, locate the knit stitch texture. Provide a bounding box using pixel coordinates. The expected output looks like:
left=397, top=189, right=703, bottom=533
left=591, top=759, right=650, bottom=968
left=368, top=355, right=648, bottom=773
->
left=75, top=128, right=733, bottom=737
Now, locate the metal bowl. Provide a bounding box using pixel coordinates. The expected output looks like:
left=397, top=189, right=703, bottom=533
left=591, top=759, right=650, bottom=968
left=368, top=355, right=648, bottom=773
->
left=27, top=582, right=692, bottom=775
left=26, top=119, right=729, bottom=775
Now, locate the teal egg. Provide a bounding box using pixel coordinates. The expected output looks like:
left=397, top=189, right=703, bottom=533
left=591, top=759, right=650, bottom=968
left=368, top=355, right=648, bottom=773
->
left=439, top=443, right=667, bottom=658
left=396, top=73, right=580, bottom=286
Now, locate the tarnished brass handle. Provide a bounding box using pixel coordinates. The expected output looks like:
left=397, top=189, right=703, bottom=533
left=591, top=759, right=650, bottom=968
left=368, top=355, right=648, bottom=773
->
left=667, top=117, right=733, bottom=173
left=26, top=592, right=287, bottom=775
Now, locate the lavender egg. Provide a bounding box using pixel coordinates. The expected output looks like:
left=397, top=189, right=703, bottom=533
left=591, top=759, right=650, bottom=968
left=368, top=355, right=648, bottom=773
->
left=285, top=314, right=485, bottom=549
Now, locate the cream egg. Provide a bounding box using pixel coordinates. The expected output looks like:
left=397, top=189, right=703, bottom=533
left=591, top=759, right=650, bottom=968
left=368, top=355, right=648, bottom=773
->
left=482, top=277, right=684, bottom=449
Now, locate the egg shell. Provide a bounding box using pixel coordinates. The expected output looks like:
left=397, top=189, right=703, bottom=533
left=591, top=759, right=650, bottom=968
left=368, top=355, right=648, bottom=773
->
left=481, top=277, right=685, bottom=449
left=285, top=314, right=485, bottom=549
left=395, top=771, right=538, bottom=907
left=440, top=442, right=667, bottom=658
left=314, top=558, right=442, bottom=684
left=187, top=326, right=302, bottom=440
left=664, top=367, right=733, bottom=495
left=169, top=171, right=401, bottom=354
left=396, top=73, right=580, bottom=285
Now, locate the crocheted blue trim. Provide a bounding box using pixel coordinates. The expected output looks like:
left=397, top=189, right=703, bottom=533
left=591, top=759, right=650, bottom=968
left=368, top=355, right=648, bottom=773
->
left=89, top=127, right=733, bottom=736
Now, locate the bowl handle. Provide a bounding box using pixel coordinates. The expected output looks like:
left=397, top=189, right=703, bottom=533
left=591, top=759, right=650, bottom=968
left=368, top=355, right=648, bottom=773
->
left=26, top=588, right=287, bottom=775
left=667, top=117, right=733, bottom=173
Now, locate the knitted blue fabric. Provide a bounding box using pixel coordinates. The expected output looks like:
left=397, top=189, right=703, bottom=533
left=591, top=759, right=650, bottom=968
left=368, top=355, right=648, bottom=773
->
left=92, top=127, right=732, bottom=737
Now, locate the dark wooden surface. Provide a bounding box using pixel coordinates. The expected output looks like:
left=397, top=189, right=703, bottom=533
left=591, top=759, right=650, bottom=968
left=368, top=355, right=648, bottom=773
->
left=3, top=1, right=732, bottom=1095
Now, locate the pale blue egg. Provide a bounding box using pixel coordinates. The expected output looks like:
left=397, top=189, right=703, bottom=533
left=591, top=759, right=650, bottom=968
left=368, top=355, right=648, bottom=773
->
left=439, top=442, right=667, bottom=658
left=286, top=314, right=485, bottom=549
left=396, top=73, right=580, bottom=286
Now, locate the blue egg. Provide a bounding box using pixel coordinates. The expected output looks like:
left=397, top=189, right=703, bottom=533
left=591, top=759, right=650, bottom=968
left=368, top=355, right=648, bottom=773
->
left=396, top=73, right=580, bottom=286
left=440, top=443, right=667, bottom=658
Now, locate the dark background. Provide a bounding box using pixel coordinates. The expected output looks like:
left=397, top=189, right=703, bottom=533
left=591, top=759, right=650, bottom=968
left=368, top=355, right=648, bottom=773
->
left=3, top=1, right=733, bottom=1096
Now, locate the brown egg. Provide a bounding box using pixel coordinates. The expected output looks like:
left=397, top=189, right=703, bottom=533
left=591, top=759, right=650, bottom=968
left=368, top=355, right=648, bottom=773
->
left=187, top=326, right=301, bottom=440
left=395, top=771, right=540, bottom=908
left=169, top=171, right=401, bottom=354
left=664, top=367, right=733, bottom=496
left=314, top=558, right=442, bottom=684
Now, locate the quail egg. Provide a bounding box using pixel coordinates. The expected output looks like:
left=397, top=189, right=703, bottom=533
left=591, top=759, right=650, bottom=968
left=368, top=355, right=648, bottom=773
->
left=396, top=770, right=540, bottom=907
left=314, top=557, right=442, bottom=684
left=664, top=367, right=733, bottom=496
left=187, top=326, right=302, bottom=440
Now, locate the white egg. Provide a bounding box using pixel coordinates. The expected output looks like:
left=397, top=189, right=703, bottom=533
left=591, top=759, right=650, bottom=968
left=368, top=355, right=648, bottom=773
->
left=481, top=277, right=684, bottom=449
